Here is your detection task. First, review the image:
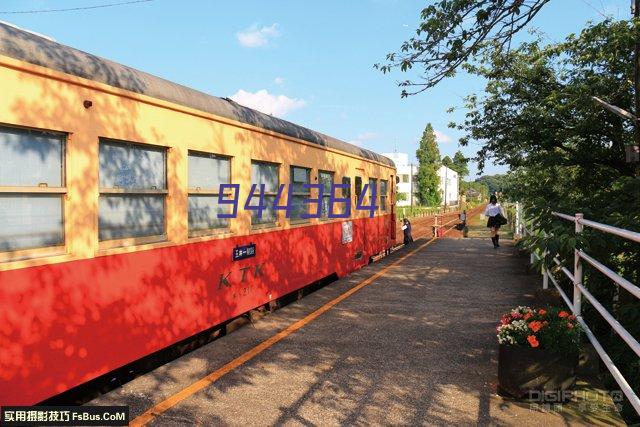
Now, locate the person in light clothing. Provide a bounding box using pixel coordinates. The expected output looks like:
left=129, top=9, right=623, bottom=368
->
left=485, top=195, right=506, bottom=248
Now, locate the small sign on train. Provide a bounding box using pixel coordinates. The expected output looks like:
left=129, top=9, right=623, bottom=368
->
left=233, top=243, right=256, bottom=261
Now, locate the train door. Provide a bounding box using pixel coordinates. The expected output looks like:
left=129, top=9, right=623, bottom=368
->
left=353, top=174, right=365, bottom=267
left=390, top=175, right=396, bottom=243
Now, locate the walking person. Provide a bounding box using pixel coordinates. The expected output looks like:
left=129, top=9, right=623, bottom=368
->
left=459, top=210, right=467, bottom=229
left=484, top=195, right=506, bottom=248
left=402, top=218, right=413, bottom=245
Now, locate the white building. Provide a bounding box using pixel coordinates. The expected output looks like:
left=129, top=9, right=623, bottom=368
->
left=382, top=152, right=459, bottom=207
left=438, top=165, right=459, bottom=207
left=382, top=152, right=414, bottom=206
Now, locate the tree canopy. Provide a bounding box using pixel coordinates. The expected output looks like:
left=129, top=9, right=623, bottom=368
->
left=475, top=174, right=509, bottom=195
left=415, top=123, right=442, bottom=206
left=451, top=20, right=639, bottom=420
left=452, top=150, right=469, bottom=178
left=443, top=150, right=470, bottom=178
left=453, top=20, right=637, bottom=176
left=375, top=0, right=550, bottom=96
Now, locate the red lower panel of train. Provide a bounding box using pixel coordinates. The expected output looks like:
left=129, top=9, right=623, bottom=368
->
left=0, top=215, right=394, bottom=405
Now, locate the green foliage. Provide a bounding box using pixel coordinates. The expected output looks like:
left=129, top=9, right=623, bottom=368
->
left=452, top=150, right=469, bottom=178
left=455, top=20, right=639, bottom=422
left=415, top=123, right=442, bottom=206
left=475, top=174, right=509, bottom=195
left=461, top=180, right=488, bottom=199
left=441, top=150, right=470, bottom=179
left=375, top=0, right=550, bottom=96
left=442, top=155, right=453, bottom=169
left=396, top=188, right=407, bottom=202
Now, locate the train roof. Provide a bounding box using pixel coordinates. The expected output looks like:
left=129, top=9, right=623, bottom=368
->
left=0, top=22, right=395, bottom=168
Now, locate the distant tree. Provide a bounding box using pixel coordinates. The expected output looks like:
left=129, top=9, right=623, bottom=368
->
left=442, top=155, right=453, bottom=169
left=460, top=180, right=489, bottom=199
left=475, top=174, right=508, bottom=195
left=452, top=151, right=469, bottom=178
left=375, top=0, right=550, bottom=96
left=396, top=187, right=407, bottom=202
left=415, top=123, right=442, bottom=206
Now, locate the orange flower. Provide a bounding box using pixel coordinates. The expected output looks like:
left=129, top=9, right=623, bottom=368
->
left=559, top=311, right=570, bottom=318
left=524, top=312, right=533, bottom=321
left=527, top=335, right=540, bottom=348
left=529, top=321, right=543, bottom=333
left=538, top=309, right=547, bottom=316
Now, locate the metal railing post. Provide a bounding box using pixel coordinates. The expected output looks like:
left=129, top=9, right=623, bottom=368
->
left=574, top=213, right=584, bottom=315
left=542, top=249, right=549, bottom=289
left=515, top=202, right=521, bottom=237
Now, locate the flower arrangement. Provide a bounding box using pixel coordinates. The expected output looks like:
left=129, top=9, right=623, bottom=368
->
left=496, top=306, right=581, bottom=355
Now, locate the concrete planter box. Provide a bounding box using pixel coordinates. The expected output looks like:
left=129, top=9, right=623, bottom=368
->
left=498, top=344, right=578, bottom=399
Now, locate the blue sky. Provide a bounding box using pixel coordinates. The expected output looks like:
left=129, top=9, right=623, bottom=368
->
left=0, top=0, right=629, bottom=177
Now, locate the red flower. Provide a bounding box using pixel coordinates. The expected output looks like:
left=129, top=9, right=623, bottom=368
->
left=527, top=335, right=540, bottom=348
left=523, top=312, right=533, bottom=321
left=529, top=321, right=543, bottom=333
left=559, top=311, right=570, bottom=318
left=512, top=312, right=522, bottom=319
left=567, top=323, right=574, bottom=329
left=569, top=315, right=577, bottom=321
left=538, top=309, right=547, bottom=316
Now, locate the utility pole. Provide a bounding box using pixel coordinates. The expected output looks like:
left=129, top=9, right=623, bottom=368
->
left=444, top=166, right=448, bottom=210
left=634, top=0, right=640, bottom=152
left=410, top=163, right=414, bottom=207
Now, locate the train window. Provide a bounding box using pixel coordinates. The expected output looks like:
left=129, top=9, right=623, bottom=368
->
left=340, top=177, right=351, bottom=217
left=250, top=161, right=279, bottom=226
left=341, top=177, right=351, bottom=198
left=369, top=178, right=378, bottom=211
left=98, top=139, right=167, bottom=242
left=0, top=125, right=66, bottom=252
left=380, top=180, right=388, bottom=211
left=188, top=152, right=231, bottom=235
left=355, top=176, right=362, bottom=202
left=318, top=171, right=334, bottom=219
left=290, top=166, right=310, bottom=222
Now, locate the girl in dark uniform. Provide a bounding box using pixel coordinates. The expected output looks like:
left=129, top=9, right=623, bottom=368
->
left=484, top=195, right=506, bottom=248
left=402, top=218, right=413, bottom=245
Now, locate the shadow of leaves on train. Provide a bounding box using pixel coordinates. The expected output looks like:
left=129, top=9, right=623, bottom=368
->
left=0, top=50, right=397, bottom=407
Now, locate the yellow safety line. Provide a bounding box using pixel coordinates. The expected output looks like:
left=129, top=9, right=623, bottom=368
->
left=130, top=233, right=443, bottom=426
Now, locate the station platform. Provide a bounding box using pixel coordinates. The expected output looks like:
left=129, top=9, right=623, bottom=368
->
left=89, top=217, right=624, bottom=426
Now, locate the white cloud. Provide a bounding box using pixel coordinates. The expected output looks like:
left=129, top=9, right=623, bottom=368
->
left=349, top=131, right=378, bottom=146
left=236, top=24, right=280, bottom=48
left=434, top=130, right=453, bottom=143
left=230, top=89, right=306, bottom=117
left=273, top=77, right=284, bottom=85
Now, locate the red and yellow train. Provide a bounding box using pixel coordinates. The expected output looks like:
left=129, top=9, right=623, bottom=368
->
left=0, top=22, right=397, bottom=404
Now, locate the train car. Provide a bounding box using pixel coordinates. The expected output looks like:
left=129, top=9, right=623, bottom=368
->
left=0, top=22, right=396, bottom=405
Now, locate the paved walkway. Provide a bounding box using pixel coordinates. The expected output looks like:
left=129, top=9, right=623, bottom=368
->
left=90, top=219, right=622, bottom=426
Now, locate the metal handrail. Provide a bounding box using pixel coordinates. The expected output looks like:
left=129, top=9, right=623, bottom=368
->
left=578, top=250, right=640, bottom=299
left=553, top=256, right=575, bottom=282
left=576, top=282, right=640, bottom=358
left=579, top=218, right=640, bottom=243
left=552, top=212, right=575, bottom=222
left=547, top=269, right=575, bottom=311
left=520, top=210, right=640, bottom=415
